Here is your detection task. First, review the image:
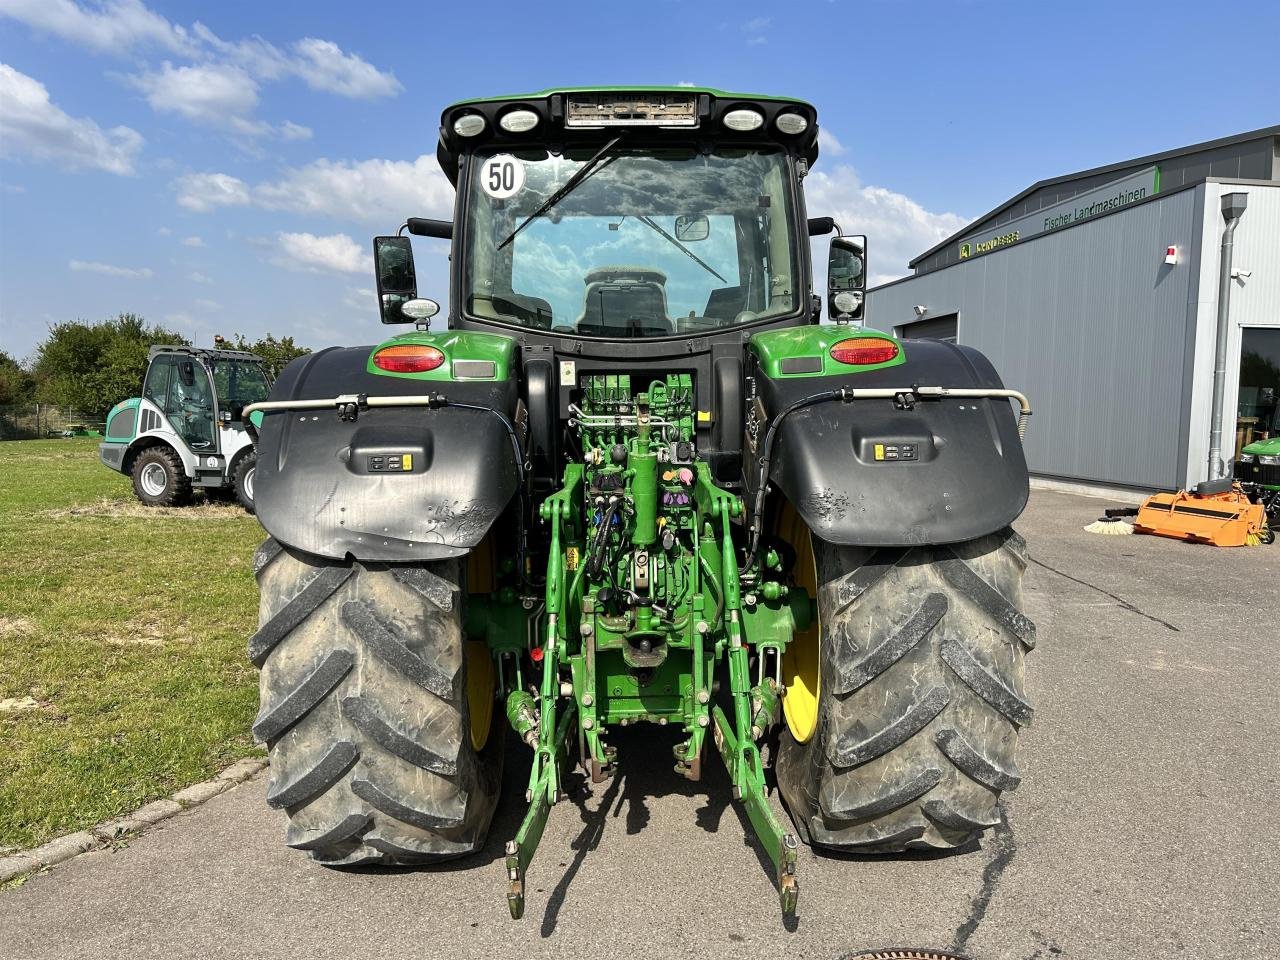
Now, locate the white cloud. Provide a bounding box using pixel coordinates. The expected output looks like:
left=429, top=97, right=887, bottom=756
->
left=743, top=16, right=771, bottom=45
left=1, top=1, right=400, bottom=102
left=343, top=286, right=374, bottom=310
left=279, top=120, right=312, bottom=141
left=254, top=154, right=453, bottom=224
left=128, top=60, right=257, bottom=124
left=126, top=61, right=313, bottom=140
left=818, top=128, right=846, bottom=157
left=156, top=226, right=171, bottom=235
left=0, top=63, right=142, bottom=175
left=187, top=271, right=213, bottom=284
left=290, top=38, right=401, bottom=99
left=178, top=153, right=452, bottom=224
left=69, top=258, right=152, bottom=278
left=0, top=0, right=194, bottom=54
left=174, top=172, right=250, bottom=211
left=180, top=235, right=204, bottom=247
left=193, top=25, right=400, bottom=100
left=268, top=232, right=364, bottom=274
left=804, top=164, right=968, bottom=286
left=194, top=298, right=220, bottom=311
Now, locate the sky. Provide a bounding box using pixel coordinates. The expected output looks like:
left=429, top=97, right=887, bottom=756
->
left=1, top=0, right=1278, bottom=362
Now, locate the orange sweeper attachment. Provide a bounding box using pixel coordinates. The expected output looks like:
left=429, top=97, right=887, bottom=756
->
left=1133, top=479, right=1270, bottom=547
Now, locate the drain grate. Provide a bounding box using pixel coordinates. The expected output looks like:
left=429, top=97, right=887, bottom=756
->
left=845, top=952, right=971, bottom=960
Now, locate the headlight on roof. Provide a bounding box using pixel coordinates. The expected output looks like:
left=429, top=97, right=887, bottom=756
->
left=1260, top=455, right=1280, bottom=465
left=499, top=108, right=539, bottom=133
left=723, top=108, right=765, bottom=132
left=774, top=111, right=808, bottom=135
left=452, top=113, right=486, bottom=137
left=1238, top=454, right=1256, bottom=463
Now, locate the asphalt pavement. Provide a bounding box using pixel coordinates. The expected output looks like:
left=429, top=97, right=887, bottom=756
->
left=1, top=489, right=1276, bottom=959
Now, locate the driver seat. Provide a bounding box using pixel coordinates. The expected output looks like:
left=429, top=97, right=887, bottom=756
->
left=576, top=266, right=672, bottom=336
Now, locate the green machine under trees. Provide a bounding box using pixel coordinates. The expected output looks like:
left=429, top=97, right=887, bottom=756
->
left=244, top=88, right=1037, bottom=919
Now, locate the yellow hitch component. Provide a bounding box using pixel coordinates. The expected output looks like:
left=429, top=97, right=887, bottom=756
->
left=777, top=502, right=820, bottom=743
left=466, top=640, right=495, bottom=750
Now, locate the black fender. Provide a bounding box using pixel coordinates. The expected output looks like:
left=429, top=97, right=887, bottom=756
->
left=254, top=346, right=520, bottom=562
left=753, top=340, right=1029, bottom=547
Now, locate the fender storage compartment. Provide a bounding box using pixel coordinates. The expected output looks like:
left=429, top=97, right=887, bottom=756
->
left=748, top=339, right=1029, bottom=547
left=254, top=346, right=520, bottom=562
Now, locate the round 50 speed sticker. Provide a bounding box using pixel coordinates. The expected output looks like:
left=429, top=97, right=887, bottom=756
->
left=479, top=154, right=525, bottom=199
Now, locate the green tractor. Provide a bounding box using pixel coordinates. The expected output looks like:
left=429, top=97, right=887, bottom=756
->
left=244, top=87, right=1036, bottom=919
left=100, top=345, right=271, bottom=509
left=1236, top=440, right=1280, bottom=528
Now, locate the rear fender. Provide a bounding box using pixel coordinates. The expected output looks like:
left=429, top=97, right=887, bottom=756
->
left=749, top=333, right=1029, bottom=547
left=254, top=345, right=521, bottom=562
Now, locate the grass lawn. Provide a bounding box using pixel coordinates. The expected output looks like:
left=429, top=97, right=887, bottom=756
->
left=0, top=439, right=264, bottom=851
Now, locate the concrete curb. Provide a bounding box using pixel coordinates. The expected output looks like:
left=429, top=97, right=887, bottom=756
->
left=0, top=756, right=267, bottom=885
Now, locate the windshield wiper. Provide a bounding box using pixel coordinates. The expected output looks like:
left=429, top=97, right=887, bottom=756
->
left=635, top=216, right=727, bottom=283
left=498, top=136, right=624, bottom=251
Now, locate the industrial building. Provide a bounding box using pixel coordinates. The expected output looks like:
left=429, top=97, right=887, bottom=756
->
left=866, top=126, right=1280, bottom=493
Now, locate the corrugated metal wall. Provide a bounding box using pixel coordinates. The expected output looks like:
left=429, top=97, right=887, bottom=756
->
left=867, top=187, right=1205, bottom=490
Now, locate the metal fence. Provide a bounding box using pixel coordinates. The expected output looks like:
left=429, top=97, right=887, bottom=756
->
left=0, top=405, right=107, bottom=441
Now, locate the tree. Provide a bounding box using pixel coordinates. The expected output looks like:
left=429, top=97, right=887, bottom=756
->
left=228, top=333, right=311, bottom=377
left=32, top=314, right=188, bottom=416
left=0, top=351, right=34, bottom=405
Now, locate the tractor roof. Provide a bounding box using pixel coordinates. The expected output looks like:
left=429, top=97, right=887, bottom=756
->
left=436, top=86, right=821, bottom=182
left=445, top=86, right=814, bottom=111
left=149, top=344, right=265, bottom=363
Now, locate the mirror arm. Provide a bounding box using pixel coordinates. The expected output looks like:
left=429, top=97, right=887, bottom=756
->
left=405, top=218, right=454, bottom=240
left=807, top=217, right=842, bottom=237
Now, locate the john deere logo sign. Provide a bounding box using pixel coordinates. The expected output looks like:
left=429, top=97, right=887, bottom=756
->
left=958, top=165, right=1159, bottom=261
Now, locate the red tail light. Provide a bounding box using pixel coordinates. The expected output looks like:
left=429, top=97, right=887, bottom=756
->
left=373, top=344, right=445, bottom=373
left=830, top=337, right=899, bottom=366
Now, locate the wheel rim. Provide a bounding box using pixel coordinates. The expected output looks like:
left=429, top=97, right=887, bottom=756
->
left=465, top=640, right=495, bottom=750
left=140, top=462, right=169, bottom=497
left=779, top=503, right=820, bottom=743
left=243, top=465, right=255, bottom=501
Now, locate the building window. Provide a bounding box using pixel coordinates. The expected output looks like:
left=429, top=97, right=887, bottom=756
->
left=1236, top=328, right=1280, bottom=455
left=897, top=314, right=958, bottom=343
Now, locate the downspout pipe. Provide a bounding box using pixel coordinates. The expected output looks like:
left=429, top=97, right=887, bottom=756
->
left=1207, top=192, right=1248, bottom=480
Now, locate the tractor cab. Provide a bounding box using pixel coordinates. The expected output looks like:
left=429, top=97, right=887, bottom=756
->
left=100, top=345, right=271, bottom=509
left=368, top=89, right=868, bottom=486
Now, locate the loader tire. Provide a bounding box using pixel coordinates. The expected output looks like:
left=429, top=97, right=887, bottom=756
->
left=776, top=528, right=1034, bottom=852
left=250, top=538, right=502, bottom=865
left=131, top=445, right=192, bottom=507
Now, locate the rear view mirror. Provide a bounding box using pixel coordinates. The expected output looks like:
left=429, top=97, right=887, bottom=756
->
left=675, top=215, right=709, bottom=242
left=828, top=235, right=867, bottom=323
left=373, top=236, right=418, bottom=324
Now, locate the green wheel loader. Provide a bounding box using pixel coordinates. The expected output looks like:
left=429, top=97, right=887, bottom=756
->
left=100, top=345, right=272, bottom=510
left=244, top=88, right=1037, bottom=919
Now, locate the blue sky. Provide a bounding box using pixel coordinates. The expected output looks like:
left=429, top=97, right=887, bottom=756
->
left=2, top=0, right=1277, bottom=361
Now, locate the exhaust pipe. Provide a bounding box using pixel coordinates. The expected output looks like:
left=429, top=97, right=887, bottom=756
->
left=1207, top=192, right=1248, bottom=480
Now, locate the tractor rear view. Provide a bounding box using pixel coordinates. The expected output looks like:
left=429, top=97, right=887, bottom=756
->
left=244, top=88, right=1036, bottom=919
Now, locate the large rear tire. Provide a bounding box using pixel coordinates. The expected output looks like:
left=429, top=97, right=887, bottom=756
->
left=250, top=538, right=502, bottom=865
left=776, top=528, right=1034, bottom=852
